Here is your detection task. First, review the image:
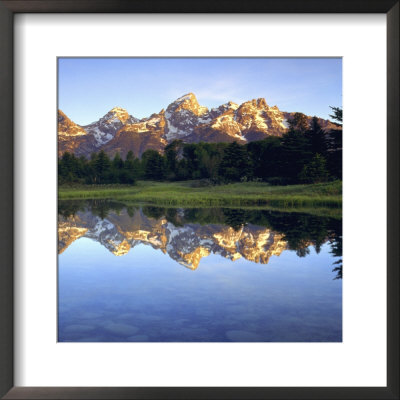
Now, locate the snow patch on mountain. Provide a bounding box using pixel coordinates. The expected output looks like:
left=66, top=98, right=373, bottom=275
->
left=83, top=108, right=139, bottom=146
left=253, top=112, right=269, bottom=131
left=86, top=126, right=113, bottom=145
left=58, top=129, right=86, bottom=137
left=198, top=116, right=212, bottom=124
left=281, top=118, right=290, bottom=129
left=165, top=119, right=189, bottom=141
left=176, top=93, right=194, bottom=103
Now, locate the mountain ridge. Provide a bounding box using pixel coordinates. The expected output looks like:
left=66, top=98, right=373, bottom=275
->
left=58, top=93, right=340, bottom=158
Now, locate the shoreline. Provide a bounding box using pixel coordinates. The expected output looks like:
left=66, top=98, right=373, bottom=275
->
left=59, top=180, right=342, bottom=209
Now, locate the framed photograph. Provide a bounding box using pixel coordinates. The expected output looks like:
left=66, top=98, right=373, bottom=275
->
left=0, top=1, right=398, bottom=399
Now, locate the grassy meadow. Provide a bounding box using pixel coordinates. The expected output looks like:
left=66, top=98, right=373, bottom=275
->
left=59, top=180, right=342, bottom=213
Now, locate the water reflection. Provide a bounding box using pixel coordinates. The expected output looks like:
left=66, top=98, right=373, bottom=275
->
left=58, top=200, right=342, bottom=276
left=58, top=200, right=342, bottom=342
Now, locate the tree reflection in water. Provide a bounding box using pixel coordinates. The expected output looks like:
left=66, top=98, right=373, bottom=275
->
left=58, top=199, right=342, bottom=278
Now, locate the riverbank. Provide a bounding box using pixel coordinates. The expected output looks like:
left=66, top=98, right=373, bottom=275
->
left=59, top=180, right=342, bottom=208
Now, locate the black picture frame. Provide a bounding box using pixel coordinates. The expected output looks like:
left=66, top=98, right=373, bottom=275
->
left=0, top=1, right=398, bottom=399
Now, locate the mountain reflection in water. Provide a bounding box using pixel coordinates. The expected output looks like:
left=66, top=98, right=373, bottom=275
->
left=58, top=200, right=342, bottom=276
left=58, top=200, right=342, bottom=342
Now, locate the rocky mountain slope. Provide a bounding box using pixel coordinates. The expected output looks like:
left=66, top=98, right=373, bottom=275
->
left=58, top=93, right=339, bottom=158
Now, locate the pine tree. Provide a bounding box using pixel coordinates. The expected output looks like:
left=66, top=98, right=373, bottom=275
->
left=112, top=152, right=124, bottom=170
left=164, top=140, right=182, bottom=179
left=142, top=150, right=166, bottom=180
left=298, top=153, right=329, bottom=183
left=218, top=141, right=252, bottom=182
left=288, top=112, right=309, bottom=133
left=307, top=116, right=328, bottom=157
left=247, top=136, right=282, bottom=181
left=329, top=106, right=342, bottom=125
left=58, top=152, right=82, bottom=184
left=327, top=106, right=343, bottom=179
left=280, top=130, right=312, bottom=183
left=94, top=150, right=111, bottom=184
left=123, top=150, right=137, bottom=184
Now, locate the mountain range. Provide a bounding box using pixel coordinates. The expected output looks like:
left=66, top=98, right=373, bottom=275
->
left=58, top=93, right=339, bottom=158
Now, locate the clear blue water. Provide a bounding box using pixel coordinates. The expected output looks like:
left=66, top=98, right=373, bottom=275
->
left=58, top=202, right=342, bottom=342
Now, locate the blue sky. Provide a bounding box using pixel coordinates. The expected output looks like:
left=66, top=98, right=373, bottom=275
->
left=58, top=58, right=342, bottom=125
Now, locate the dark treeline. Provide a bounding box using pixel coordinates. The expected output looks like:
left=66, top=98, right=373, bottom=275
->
left=58, top=109, right=342, bottom=186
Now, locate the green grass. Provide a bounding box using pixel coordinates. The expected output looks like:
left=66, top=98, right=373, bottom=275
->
left=59, top=180, right=342, bottom=210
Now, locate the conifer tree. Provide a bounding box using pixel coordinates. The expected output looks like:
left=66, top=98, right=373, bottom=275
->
left=298, top=153, right=329, bottom=183
left=218, top=141, right=252, bottom=182
left=142, top=150, right=166, bottom=180
left=288, top=112, right=309, bottom=133
left=94, top=150, right=111, bottom=183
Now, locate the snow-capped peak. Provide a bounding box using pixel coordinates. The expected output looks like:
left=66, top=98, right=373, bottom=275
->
left=175, top=93, right=196, bottom=103
left=110, top=106, right=127, bottom=113
left=81, top=107, right=139, bottom=147
left=106, top=107, right=131, bottom=123
left=164, top=93, right=211, bottom=140
left=167, top=92, right=209, bottom=117
left=110, top=107, right=127, bottom=114
left=221, top=101, right=239, bottom=111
